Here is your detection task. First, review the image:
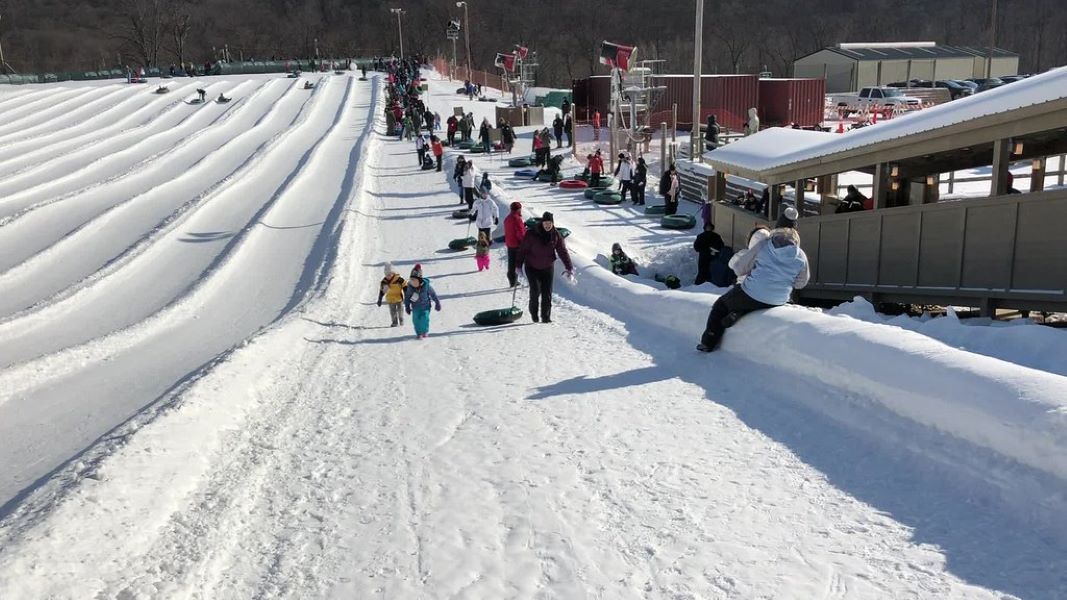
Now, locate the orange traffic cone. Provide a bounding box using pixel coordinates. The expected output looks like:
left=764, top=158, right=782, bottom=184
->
left=836, top=121, right=845, bottom=134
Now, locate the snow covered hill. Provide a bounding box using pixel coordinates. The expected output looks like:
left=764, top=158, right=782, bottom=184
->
left=0, top=70, right=1065, bottom=599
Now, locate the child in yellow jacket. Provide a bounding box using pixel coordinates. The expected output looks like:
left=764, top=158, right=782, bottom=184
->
left=377, top=262, right=407, bottom=326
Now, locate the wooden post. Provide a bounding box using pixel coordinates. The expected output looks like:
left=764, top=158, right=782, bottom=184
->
left=671, top=103, right=678, bottom=142
left=1030, top=157, right=1046, bottom=193
left=872, top=163, right=890, bottom=209
left=947, top=168, right=956, bottom=194
left=769, top=184, right=782, bottom=220
left=923, top=174, right=940, bottom=204
left=712, top=171, right=727, bottom=202
left=794, top=180, right=806, bottom=217
left=991, top=138, right=1011, bottom=196
left=1059, top=155, right=1066, bottom=187
left=660, top=122, right=667, bottom=175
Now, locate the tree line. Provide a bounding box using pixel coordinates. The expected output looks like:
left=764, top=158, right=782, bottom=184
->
left=1, top=0, right=1064, bottom=85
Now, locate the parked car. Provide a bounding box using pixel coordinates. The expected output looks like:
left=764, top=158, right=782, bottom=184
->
left=966, top=77, right=1005, bottom=92
left=829, top=86, right=923, bottom=114
left=949, top=79, right=979, bottom=92
left=999, top=75, right=1027, bottom=83
left=888, top=79, right=932, bottom=88
left=934, top=80, right=974, bottom=99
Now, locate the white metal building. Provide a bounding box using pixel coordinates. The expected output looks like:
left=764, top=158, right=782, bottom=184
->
left=794, top=42, right=1019, bottom=93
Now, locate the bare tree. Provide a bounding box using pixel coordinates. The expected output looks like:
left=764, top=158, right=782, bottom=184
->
left=169, top=5, right=193, bottom=68
left=115, top=0, right=166, bottom=68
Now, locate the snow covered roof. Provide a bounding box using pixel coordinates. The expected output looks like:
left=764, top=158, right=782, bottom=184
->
left=811, top=44, right=1018, bottom=61
left=704, top=128, right=831, bottom=173
left=705, top=66, right=1067, bottom=182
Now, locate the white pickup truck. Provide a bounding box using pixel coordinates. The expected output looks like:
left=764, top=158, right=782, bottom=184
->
left=829, top=87, right=923, bottom=114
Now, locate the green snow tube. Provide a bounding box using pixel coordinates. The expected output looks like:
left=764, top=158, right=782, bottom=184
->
left=644, top=205, right=666, bottom=215
left=451, top=209, right=470, bottom=219
left=655, top=274, right=682, bottom=289
left=590, top=177, right=615, bottom=189
left=468, top=146, right=486, bottom=154
left=508, top=156, right=534, bottom=168
left=661, top=214, right=697, bottom=230
left=473, top=306, right=524, bottom=326
left=448, top=236, right=477, bottom=250
left=583, top=188, right=599, bottom=199
left=594, top=192, right=623, bottom=205
left=535, top=172, right=556, bottom=182
left=524, top=218, right=570, bottom=239
left=457, top=139, right=475, bottom=149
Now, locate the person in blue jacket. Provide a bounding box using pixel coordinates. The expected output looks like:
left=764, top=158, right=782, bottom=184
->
left=697, top=207, right=809, bottom=352
left=404, top=273, right=442, bottom=339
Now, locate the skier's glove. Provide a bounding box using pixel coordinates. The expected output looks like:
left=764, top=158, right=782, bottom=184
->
left=405, top=306, right=412, bottom=314
left=435, top=303, right=442, bottom=312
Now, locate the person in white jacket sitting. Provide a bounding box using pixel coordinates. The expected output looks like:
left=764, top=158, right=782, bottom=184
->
left=470, top=189, right=500, bottom=244
left=698, top=206, right=808, bottom=353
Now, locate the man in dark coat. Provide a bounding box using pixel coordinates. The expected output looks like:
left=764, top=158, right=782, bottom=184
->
left=835, top=184, right=868, bottom=213
left=516, top=212, right=574, bottom=323
left=694, top=222, right=725, bottom=285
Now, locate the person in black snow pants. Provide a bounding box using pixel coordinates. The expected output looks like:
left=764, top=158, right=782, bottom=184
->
left=693, top=222, right=725, bottom=285
left=516, top=212, right=574, bottom=323
left=697, top=207, right=809, bottom=352
left=633, top=157, right=648, bottom=205
left=453, top=156, right=467, bottom=203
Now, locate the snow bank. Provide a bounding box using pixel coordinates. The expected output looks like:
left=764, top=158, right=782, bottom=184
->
left=562, top=256, right=1067, bottom=483
left=829, top=297, right=1067, bottom=378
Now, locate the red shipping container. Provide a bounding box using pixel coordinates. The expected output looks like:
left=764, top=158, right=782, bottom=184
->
left=757, top=78, right=826, bottom=128
left=572, top=74, right=758, bottom=132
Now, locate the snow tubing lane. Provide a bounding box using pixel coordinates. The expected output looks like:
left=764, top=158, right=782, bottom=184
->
left=558, top=179, right=587, bottom=189
left=508, top=157, right=533, bottom=167
left=594, top=192, right=623, bottom=205
left=451, top=209, right=470, bottom=219
left=644, top=205, right=666, bottom=215
left=514, top=169, right=537, bottom=178
left=473, top=306, right=524, bottom=326
left=449, top=236, right=478, bottom=250
left=661, top=214, right=697, bottom=230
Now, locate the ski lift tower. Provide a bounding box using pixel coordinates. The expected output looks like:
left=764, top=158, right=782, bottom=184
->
left=610, top=57, right=666, bottom=158
left=514, top=50, right=538, bottom=106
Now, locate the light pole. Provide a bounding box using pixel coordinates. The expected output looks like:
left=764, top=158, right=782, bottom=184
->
left=390, top=8, right=405, bottom=61
left=985, top=0, right=998, bottom=79
left=0, top=11, right=11, bottom=74
left=692, top=0, right=704, bottom=163
left=456, top=2, right=472, bottom=79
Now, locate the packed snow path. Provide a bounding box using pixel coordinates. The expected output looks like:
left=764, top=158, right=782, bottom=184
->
left=0, top=73, right=1065, bottom=599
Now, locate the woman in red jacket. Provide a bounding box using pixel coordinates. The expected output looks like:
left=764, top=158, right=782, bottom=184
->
left=431, top=136, right=444, bottom=172
left=516, top=212, right=574, bottom=323
left=504, top=201, right=527, bottom=287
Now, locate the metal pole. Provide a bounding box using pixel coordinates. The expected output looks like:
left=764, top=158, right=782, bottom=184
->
left=458, top=2, right=472, bottom=78
left=692, top=0, right=704, bottom=163
left=671, top=103, right=678, bottom=144
left=0, top=12, right=6, bottom=70
left=660, top=122, right=668, bottom=175
left=986, top=0, right=998, bottom=79
left=451, top=38, right=457, bottom=81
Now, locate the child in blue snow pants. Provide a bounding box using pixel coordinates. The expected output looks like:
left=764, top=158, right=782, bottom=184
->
left=411, top=308, right=431, bottom=336
left=403, top=275, right=441, bottom=339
